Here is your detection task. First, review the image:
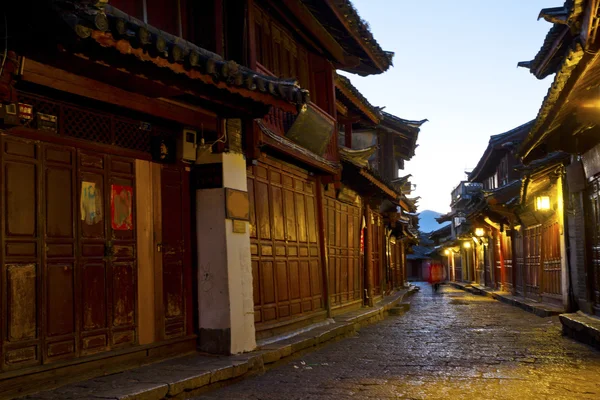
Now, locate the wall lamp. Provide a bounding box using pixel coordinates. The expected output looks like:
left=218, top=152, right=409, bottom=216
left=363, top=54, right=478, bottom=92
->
left=474, top=227, right=485, bottom=237
left=463, top=241, right=471, bottom=249
left=535, top=195, right=551, bottom=211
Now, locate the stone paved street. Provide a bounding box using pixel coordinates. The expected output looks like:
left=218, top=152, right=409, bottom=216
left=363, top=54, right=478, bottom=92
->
left=195, top=284, right=600, bottom=400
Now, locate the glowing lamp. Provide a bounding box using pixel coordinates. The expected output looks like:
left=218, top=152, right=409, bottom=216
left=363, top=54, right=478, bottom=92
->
left=444, top=249, right=450, bottom=255
left=535, top=195, right=551, bottom=211
left=463, top=241, right=471, bottom=249
left=475, top=228, right=485, bottom=237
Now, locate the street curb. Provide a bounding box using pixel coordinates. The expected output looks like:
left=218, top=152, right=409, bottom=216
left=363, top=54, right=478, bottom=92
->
left=559, top=312, right=600, bottom=351
left=449, top=282, right=563, bottom=318
left=22, top=286, right=418, bottom=400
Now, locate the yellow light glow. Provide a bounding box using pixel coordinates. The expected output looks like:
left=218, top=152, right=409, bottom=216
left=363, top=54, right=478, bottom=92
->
left=444, top=249, right=450, bottom=255
left=463, top=241, right=471, bottom=249
left=475, top=228, right=485, bottom=237
left=536, top=195, right=551, bottom=211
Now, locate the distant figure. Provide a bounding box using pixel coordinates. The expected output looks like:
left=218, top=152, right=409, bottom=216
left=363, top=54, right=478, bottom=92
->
left=428, top=262, right=445, bottom=292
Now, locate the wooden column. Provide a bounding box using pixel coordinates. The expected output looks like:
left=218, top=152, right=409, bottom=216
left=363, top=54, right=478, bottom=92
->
left=247, top=0, right=257, bottom=69
left=316, top=176, right=332, bottom=317
left=364, top=204, right=374, bottom=306
left=344, top=122, right=352, bottom=148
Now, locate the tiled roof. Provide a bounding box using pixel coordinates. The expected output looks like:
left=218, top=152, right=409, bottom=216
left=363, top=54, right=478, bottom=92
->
left=52, top=0, right=309, bottom=107
left=469, top=121, right=533, bottom=182
left=335, top=74, right=381, bottom=124
left=301, top=0, right=393, bottom=75
left=518, top=44, right=585, bottom=161
left=517, top=0, right=583, bottom=79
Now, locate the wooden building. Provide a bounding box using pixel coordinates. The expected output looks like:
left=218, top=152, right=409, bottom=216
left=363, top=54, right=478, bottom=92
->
left=517, top=0, right=600, bottom=317
left=0, top=0, right=426, bottom=395
left=333, top=73, right=423, bottom=309
left=438, top=121, right=570, bottom=311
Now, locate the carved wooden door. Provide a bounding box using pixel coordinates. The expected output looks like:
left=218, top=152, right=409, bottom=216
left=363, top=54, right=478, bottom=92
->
left=0, top=135, right=138, bottom=372
left=160, top=166, right=189, bottom=339
left=78, top=151, right=137, bottom=354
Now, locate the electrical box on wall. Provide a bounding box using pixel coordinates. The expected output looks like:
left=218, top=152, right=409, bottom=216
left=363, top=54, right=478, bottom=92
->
left=182, top=129, right=197, bottom=163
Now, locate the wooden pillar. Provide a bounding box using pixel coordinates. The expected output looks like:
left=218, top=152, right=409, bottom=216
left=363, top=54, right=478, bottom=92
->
left=344, top=122, right=352, bottom=148
left=247, top=0, right=257, bottom=70
left=316, top=176, right=332, bottom=318
left=364, top=204, right=373, bottom=306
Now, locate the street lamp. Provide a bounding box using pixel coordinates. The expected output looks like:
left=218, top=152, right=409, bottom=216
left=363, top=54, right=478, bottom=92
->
left=475, top=227, right=485, bottom=237
left=535, top=195, right=551, bottom=211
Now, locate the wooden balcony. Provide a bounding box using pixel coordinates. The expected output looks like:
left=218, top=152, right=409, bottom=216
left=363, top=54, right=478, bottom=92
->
left=256, top=64, right=338, bottom=162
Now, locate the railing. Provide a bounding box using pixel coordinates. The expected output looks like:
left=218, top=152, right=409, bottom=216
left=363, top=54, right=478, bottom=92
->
left=451, top=181, right=483, bottom=206
left=256, top=63, right=338, bottom=162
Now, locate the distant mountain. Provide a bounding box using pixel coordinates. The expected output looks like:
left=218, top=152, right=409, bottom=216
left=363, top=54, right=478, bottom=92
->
left=418, top=210, right=450, bottom=234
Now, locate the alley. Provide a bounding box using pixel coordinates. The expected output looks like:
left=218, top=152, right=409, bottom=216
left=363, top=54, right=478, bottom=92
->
left=196, top=284, right=600, bottom=400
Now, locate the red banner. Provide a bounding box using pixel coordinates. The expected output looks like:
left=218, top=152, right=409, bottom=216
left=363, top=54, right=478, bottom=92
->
left=111, top=184, right=133, bottom=230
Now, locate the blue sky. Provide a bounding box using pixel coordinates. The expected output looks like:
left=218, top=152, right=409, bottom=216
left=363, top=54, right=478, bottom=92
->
left=342, top=0, right=555, bottom=213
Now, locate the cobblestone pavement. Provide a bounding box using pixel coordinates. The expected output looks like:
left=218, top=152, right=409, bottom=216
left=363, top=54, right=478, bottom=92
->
left=195, top=283, right=600, bottom=400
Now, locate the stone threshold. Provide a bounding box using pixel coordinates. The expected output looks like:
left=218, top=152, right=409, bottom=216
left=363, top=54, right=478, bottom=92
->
left=559, top=311, right=600, bottom=350
left=450, top=281, right=564, bottom=317
left=20, top=286, right=418, bottom=400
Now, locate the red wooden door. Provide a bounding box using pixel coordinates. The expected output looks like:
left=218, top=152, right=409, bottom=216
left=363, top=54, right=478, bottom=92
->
left=160, top=166, right=191, bottom=339
left=524, top=225, right=541, bottom=300
left=78, top=151, right=137, bottom=354
left=248, top=160, right=324, bottom=328
left=541, top=220, right=562, bottom=302
left=502, top=231, right=513, bottom=291
left=515, top=229, right=524, bottom=295
left=0, top=135, right=138, bottom=372
left=494, top=232, right=502, bottom=289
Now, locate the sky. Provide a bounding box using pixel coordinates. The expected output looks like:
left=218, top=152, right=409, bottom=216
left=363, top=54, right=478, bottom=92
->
left=342, top=0, right=555, bottom=213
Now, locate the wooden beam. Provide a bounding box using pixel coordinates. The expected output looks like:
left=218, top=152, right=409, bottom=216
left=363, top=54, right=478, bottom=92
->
left=276, top=0, right=346, bottom=64
left=21, top=59, right=218, bottom=130
left=323, top=0, right=385, bottom=72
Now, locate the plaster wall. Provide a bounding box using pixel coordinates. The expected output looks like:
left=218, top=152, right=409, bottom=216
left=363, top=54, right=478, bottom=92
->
left=195, top=152, right=255, bottom=354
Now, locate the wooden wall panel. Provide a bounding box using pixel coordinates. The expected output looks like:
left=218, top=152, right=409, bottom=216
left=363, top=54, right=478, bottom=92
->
left=325, top=194, right=363, bottom=307
left=249, top=159, right=324, bottom=330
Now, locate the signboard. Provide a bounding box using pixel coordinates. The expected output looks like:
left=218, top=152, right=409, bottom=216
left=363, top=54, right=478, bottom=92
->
left=225, top=188, right=249, bottom=221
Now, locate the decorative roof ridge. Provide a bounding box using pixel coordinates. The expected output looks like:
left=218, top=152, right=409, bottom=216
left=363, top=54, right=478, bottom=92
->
left=331, top=0, right=394, bottom=73
left=53, top=0, right=310, bottom=107
left=519, top=43, right=585, bottom=161
left=517, top=0, right=584, bottom=79
left=339, top=145, right=377, bottom=168
left=381, top=111, right=428, bottom=128
left=334, top=73, right=381, bottom=123
left=483, top=179, right=522, bottom=195
left=469, top=121, right=534, bottom=182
